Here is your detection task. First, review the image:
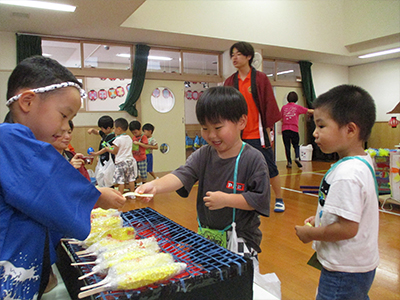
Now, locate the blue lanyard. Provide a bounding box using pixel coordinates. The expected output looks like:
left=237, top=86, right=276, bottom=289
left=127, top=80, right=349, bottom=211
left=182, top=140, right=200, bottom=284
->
left=198, top=142, right=246, bottom=232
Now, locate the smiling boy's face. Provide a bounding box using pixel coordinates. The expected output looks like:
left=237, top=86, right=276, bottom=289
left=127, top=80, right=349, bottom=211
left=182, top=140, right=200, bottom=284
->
left=21, top=87, right=81, bottom=144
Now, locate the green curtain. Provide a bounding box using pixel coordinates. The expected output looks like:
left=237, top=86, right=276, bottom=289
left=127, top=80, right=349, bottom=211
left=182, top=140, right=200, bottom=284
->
left=299, top=60, right=316, bottom=108
left=119, top=44, right=150, bottom=116
left=16, top=34, right=42, bottom=64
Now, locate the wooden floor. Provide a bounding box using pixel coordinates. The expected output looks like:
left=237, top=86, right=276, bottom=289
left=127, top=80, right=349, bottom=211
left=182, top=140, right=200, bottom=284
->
left=122, top=160, right=400, bottom=300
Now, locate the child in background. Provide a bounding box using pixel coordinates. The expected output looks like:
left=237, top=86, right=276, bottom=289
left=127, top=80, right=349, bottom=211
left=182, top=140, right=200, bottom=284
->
left=136, top=86, right=270, bottom=257
left=295, top=85, right=379, bottom=300
left=99, top=118, right=137, bottom=193
left=281, top=91, right=314, bottom=168
left=88, top=115, right=115, bottom=166
left=129, top=120, right=148, bottom=185
left=142, top=123, right=159, bottom=180
left=52, top=120, right=91, bottom=181
left=0, top=56, right=125, bottom=299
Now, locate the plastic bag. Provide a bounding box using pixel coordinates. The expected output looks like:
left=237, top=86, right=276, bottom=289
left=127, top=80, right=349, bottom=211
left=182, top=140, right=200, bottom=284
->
left=95, top=158, right=115, bottom=187
left=227, top=222, right=282, bottom=299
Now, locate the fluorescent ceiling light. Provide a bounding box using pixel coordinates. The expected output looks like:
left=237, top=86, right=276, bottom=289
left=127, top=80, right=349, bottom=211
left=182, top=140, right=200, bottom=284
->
left=117, top=54, right=172, bottom=61
left=359, top=47, right=400, bottom=59
left=0, top=1, right=76, bottom=12
left=267, top=70, right=294, bottom=77
left=42, top=53, right=52, bottom=57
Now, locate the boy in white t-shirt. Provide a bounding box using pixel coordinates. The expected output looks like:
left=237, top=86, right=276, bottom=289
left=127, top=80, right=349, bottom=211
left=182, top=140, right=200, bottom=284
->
left=103, top=118, right=137, bottom=193
left=295, top=85, right=379, bottom=300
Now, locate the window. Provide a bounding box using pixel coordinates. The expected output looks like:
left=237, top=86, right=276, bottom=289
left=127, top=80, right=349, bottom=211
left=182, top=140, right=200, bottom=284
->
left=83, top=43, right=132, bottom=70
left=147, top=49, right=180, bottom=73
left=262, top=59, right=301, bottom=83
left=183, top=52, right=219, bottom=76
left=276, top=61, right=301, bottom=82
left=42, top=39, right=81, bottom=68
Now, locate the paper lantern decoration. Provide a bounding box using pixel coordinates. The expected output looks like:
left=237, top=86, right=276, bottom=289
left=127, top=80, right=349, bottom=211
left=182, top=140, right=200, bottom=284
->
left=192, top=91, right=199, bottom=100
left=108, top=88, right=117, bottom=99
left=88, top=90, right=97, bottom=101
left=185, top=90, right=192, bottom=100
left=98, top=89, right=107, bottom=100
left=388, top=116, right=399, bottom=128
left=116, top=86, right=125, bottom=97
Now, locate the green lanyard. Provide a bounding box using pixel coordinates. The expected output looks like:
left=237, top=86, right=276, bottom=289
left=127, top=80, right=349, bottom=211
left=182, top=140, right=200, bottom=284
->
left=197, top=142, right=246, bottom=232
left=318, top=155, right=379, bottom=220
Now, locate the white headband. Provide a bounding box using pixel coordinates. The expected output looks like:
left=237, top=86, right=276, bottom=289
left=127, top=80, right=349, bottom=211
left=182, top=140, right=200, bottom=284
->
left=6, top=82, right=87, bottom=107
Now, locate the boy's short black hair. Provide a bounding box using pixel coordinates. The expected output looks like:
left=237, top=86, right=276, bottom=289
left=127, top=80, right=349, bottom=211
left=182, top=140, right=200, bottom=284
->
left=230, top=42, right=254, bottom=66
left=98, top=116, right=114, bottom=129
left=114, top=118, right=128, bottom=131
left=287, top=91, right=298, bottom=103
left=196, top=86, right=248, bottom=125
left=7, top=56, right=81, bottom=101
left=313, top=84, right=376, bottom=142
left=129, top=120, right=141, bottom=131
left=142, top=123, right=154, bottom=133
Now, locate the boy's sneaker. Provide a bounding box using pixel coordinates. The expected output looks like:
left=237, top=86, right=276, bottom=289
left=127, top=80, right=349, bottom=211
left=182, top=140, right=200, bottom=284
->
left=294, top=159, right=302, bottom=168
left=286, top=162, right=292, bottom=168
left=274, top=202, right=285, bottom=212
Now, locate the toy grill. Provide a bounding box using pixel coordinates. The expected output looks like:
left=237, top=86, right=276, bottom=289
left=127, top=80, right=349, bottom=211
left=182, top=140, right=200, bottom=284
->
left=57, top=207, right=253, bottom=300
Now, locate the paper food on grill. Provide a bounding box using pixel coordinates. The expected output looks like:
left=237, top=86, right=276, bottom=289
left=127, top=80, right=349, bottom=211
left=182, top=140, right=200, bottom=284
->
left=78, top=262, right=187, bottom=298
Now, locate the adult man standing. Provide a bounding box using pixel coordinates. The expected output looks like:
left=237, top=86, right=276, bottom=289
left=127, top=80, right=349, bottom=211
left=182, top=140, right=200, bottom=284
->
left=224, top=41, right=285, bottom=212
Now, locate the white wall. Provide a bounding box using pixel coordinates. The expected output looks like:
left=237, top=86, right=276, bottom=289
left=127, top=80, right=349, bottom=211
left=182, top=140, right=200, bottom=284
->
left=312, top=63, right=349, bottom=96
left=349, top=58, right=400, bottom=122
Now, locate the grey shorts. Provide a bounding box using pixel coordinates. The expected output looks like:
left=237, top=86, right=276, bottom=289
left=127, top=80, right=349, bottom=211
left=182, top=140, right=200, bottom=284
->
left=113, top=159, right=137, bottom=184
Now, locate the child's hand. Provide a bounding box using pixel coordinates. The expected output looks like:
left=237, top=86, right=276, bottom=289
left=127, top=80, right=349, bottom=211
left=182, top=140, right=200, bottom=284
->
left=70, top=153, right=85, bottom=169
left=295, top=224, right=314, bottom=244
left=134, top=183, right=156, bottom=203
left=203, top=191, right=227, bottom=210
left=96, top=187, right=126, bottom=209
left=304, top=216, right=315, bottom=226
left=87, top=128, right=98, bottom=135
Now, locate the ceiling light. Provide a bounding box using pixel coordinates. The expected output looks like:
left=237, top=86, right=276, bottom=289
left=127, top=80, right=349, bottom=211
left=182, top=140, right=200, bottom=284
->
left=267, top=70, right=294, bottom=77
left=116, top=53, right=130, bottom=58
left=117, top=54, right=173, bottom=61
left=0, top=1, right=76, bottom=12
left=359, top=47, right=400, bottom=59
left=148, top=55, right=173, bottom=61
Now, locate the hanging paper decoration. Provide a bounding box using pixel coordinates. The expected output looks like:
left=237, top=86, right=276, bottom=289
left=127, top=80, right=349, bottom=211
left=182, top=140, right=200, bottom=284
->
left=100, top=77, right=107, bottom=81
left=185, top=90, right=192, bottom=100
left=109, top=78, right=116, bottom=81
left=163, top=88, right=171, bottom=98
left=126, top=83, right=131, bottom=92
left=192, top=91, right=199, bottom=100
left=388, top=116, right=399, bottom=128
left=108, top=88, right=117, bottom=99
left=98, top=89, right=107, bottom=100
left=116, top=86, right=125, bottom=97
left=88, top=90, right=97, bottom=101
left=152, top=88, right=160, bottom=98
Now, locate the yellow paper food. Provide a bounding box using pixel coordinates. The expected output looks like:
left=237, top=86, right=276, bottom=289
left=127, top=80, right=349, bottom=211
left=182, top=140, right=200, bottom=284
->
left=116, top=262, right=187, bottom=290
